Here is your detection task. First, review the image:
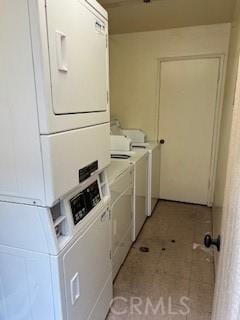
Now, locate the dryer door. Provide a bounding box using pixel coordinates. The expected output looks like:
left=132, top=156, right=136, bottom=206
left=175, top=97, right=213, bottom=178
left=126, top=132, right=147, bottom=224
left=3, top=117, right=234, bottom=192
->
left=63, top=210, right=111, bottom=320
left=46, top=0, right=108, bottom=115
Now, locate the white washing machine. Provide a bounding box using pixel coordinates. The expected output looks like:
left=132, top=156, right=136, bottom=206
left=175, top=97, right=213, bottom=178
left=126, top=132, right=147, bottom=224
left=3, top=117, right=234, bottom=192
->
left=133, top=143, right=161, bottom=216
left=111, top=149, right=149, bottom=241
left=107, top=161, right=134, bottom=279
left=110, top=121, right=160, bottom=217
left=0, top=171, right=112, bottom=320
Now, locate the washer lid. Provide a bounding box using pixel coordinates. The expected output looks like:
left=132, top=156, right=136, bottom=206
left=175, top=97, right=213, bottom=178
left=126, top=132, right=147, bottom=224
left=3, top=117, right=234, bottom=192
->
left=107, top=160, right=132, bottom=185
left=133, top=141, right=159, bottom=152
left=128, top=148, right=148, bottom=163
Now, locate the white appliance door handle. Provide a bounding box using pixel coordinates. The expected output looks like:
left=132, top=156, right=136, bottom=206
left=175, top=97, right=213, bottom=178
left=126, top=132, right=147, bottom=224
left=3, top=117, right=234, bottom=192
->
left=56, top=31, right=68, bottom=72
left=70, top=272, right=80, bottom=305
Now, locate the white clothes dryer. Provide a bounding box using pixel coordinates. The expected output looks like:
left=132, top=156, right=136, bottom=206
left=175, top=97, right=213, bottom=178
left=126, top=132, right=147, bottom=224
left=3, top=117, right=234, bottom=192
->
left=111, top=149, right=149, bottom=241
left=107, top=161, right=134, bottom=279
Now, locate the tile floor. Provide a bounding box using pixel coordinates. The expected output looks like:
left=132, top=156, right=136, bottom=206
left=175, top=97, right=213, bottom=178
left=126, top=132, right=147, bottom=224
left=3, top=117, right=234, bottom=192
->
left=107, top=201, right=215, bottom=320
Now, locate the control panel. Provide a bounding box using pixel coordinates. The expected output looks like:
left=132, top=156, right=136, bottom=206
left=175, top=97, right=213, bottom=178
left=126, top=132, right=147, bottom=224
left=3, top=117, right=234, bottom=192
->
left=70, top=180, right=101, bottom=225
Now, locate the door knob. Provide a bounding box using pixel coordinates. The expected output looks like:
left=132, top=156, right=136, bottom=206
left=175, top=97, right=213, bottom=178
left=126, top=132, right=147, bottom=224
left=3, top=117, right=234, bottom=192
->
left=160, top=139, right=165, bottom=144
left=204, top=234, right=221, bottom=251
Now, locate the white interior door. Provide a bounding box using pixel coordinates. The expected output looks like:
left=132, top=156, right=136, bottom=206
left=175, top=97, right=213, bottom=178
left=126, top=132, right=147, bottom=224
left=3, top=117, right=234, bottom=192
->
left=46, top=0, right=108, bottom=114
left=158, top=58, right=220, bottom=205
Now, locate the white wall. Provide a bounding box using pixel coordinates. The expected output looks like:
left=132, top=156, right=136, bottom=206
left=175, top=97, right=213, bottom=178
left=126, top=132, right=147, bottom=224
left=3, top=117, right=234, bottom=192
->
left=213, top=0, right=240, bottom=266
left=110, top=23, right=231, bottom=140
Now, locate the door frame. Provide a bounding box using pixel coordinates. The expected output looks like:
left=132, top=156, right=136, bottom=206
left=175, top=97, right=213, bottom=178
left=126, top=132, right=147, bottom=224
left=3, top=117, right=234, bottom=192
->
left=155, top=54, right=227, bottom=206
left=212, top=54, right=240, bottom=320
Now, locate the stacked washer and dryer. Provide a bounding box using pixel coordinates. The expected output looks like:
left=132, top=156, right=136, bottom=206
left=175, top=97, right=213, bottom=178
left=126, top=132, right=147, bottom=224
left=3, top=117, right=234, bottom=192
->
left=108, top=120, right=160, bottom=278
left=0, top=1, right=112, bottom=320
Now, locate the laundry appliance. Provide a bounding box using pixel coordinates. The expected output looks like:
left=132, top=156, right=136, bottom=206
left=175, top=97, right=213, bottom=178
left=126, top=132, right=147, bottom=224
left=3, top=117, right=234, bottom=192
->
left=133, top=142, right=160, bottom=216
left=110, top=135, right=132, bottom=153
left=126, top=150, right=149, bottom=240
left=110, top=121, right=160, bottom=216
left=0, top=1, right=112, bottom=319
left=110, top=121, right=132, bottom=154
left=0, top=0, right=110, bottom=207
left=146, top=143, right=161, bottom=215
left=110, top=148, right=148, bottom=241
left=0, top=173, right=112, bottom=320
left=107, top=161, right=134, bottom=279
left=121, top=129, right=147, bottom=145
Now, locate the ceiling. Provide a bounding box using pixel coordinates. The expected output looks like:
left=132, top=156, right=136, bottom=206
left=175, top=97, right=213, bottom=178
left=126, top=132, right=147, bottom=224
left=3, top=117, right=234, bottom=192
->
left=98, top=0, right=237, bottom=34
